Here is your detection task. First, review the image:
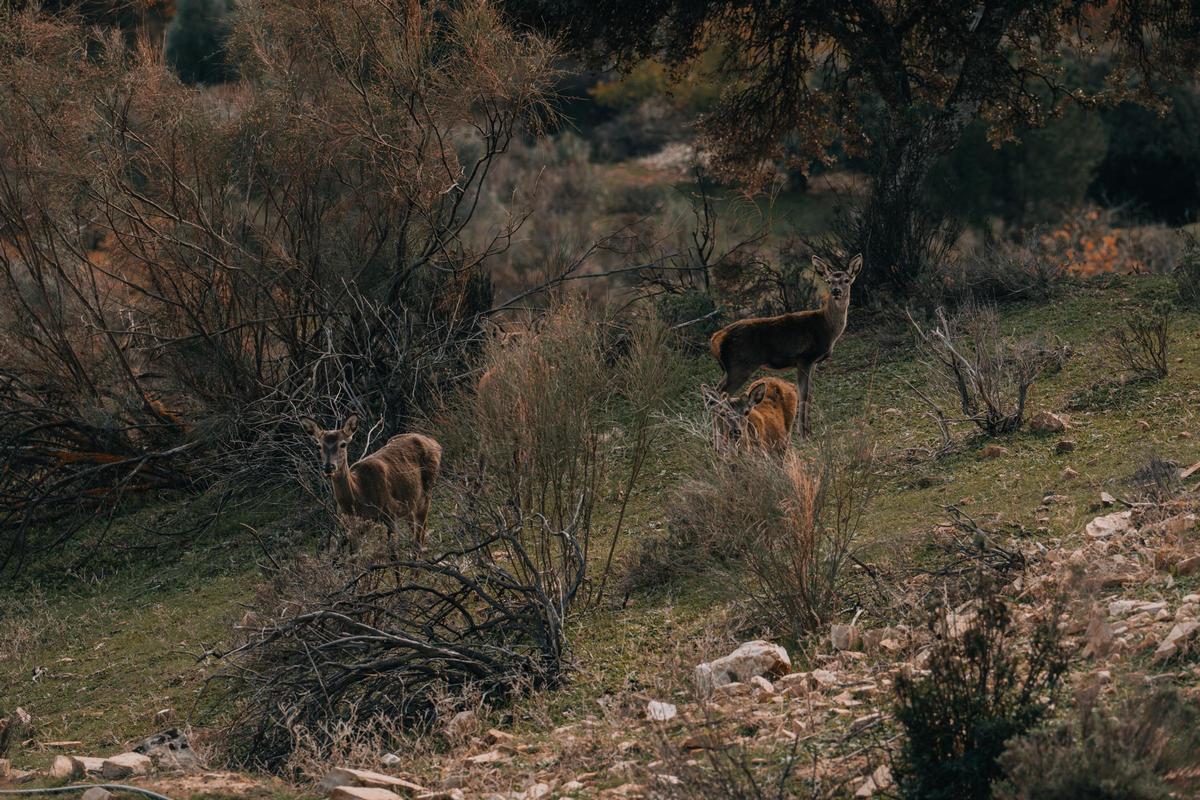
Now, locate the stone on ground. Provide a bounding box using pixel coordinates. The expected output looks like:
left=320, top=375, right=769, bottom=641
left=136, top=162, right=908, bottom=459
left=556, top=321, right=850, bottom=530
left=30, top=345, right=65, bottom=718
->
left=1030, top=411, right=1069, bottom=433
left=80, top=788, right=112, bottom=800
left=321, top=767, right=428, bottom=795
left=694, top=640, right=791, bottom=695
left=51, top=755, right=78, bottom=779
left=645, top=701, right=677, bottom=722
left=331, top=788, right=404, bottom=800
left=1086, top=511, right=1133, bottom=539
left=101, top=752, right=153, bottom=779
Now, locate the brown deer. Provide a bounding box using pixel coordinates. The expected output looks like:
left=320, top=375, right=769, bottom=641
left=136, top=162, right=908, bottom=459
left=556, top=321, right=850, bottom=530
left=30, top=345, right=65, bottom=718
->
left=299, top=415, right=442, bottom=550
left=709, top=253, right=862, bottom=436
left=702, top=377, right=798, bottom=454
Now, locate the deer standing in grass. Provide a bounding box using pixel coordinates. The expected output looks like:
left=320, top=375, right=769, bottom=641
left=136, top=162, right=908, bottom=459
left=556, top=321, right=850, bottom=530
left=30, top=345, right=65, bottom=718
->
left=709, top=253, right=863, bottom=436
left=300, top=415, right=442, bottom=551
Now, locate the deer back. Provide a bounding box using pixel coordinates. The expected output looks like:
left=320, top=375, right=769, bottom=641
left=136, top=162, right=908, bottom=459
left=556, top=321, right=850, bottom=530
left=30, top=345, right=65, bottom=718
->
left=351, top=433, right=442, bottom=513
left=711, top=309, right=831, bottom=373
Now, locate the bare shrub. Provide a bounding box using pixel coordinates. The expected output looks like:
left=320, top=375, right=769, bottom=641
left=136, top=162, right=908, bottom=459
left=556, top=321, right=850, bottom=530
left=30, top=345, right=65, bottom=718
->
left=908, top=304, right=1069, bottom=438
left=0, top=2, right=558, bottom=577
left=1106, top=302, right=1171, bottom=381
left=218, top=500, right=585, bottom=771
left=934, top=237, right=1065, bottom=306
left=1174, top=230, right=1200, bottom=308
left=998, top=686, right=1200, bottom=800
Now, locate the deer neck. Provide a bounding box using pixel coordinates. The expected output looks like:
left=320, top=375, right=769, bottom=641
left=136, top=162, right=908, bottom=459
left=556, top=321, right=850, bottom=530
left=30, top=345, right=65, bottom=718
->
left=820, top=293, right=851, bottom=340
left=329, top=454, right=358, bottom=509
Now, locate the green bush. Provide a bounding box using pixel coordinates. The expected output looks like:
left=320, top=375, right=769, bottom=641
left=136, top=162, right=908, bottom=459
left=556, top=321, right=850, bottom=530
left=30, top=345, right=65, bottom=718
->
left=893, top=577, right=1068, bottom=800
left=997, top=687, right=1200, bottom=800
left=165, top=0, right=236, bottom=86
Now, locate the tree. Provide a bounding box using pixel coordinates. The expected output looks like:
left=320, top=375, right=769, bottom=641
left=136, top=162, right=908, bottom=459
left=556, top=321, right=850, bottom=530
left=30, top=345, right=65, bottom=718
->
left=165, top=0, right=235, bottom=85
left=507, top=0, right=1200, bottom=293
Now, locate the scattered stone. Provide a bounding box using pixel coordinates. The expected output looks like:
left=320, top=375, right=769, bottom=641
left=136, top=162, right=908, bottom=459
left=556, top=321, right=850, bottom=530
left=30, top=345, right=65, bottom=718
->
left=321, top=767, right=429, bottom=796
left=416, top=791, right=464, bottom=800
left=1056, top=440, right=1076, bottom=454
left=464, top=750, right=506, bottom=765
left=1154, top=621, right=1200, bottom=662
left=749, top=675, right=775, bottom=695
left=694, top=640, right=791, bottom=695
left=1086, top=510, right=1133, bottom=539
left=51, top=755, right=77, bottom=779
left=1030, top=411, right=1069, bottom=433
left=855, top=765, right=893, bottom=797
left=80, top=789, right=112, bottom=800
left=645, top=701, right=677, bottom=722
left=1137, top=419, right=1151, bottom=431
left=1060, top=467, right=1079, bottom=480
left=831, top=624, right=862, bottom=652
left=69, top=756, right=105, bottom=776
left=380, top=754, right=403, bottom=768
left=1100, top=491, right=1117, bottom=506
left=561, top=781, right=585, bottom=792
left=441, top=710, right=479, bottom=741
left=134, top=728, right=199, bottom=771
left=1095, top=670, right=1112, bottom=685
left=519, top=783, right=551, bottom=800
left=331, top=788, right=403, bottom=800
left=809, top=669, right=839, bottom=689
left=1177, top=556, right=1200, bottom=576
left=1082, top=609, right=1114, bottom=659
left=0, top=758, right=9, bottom=779
left=979, top=444, right=1008, bottom=460
left=101, top=752, right=153, bottom=779
left=484, top=728, right=514, bottom=745
left=154, top=709, right=173, bottom=724
left=1181, top=461, right=1200, bottom=480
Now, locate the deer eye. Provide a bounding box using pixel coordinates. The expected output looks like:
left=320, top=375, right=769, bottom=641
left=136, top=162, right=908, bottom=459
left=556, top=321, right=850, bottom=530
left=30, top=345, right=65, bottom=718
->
left=339, top=443, right=347, bottom=448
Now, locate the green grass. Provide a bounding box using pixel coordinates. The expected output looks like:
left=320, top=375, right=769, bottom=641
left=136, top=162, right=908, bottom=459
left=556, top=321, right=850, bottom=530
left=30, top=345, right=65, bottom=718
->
left=3, top=277, right=1199, bottom=782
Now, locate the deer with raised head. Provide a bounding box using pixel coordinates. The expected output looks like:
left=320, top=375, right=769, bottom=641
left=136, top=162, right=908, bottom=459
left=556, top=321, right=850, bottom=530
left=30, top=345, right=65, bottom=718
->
left=299, top=414, right=442, bottom=551
left=709, top=253, right=862, bottom=436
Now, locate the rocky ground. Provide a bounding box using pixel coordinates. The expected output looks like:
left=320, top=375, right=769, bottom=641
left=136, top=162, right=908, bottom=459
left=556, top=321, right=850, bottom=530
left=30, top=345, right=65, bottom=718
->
left=5, top=474, right=1197, bottom=800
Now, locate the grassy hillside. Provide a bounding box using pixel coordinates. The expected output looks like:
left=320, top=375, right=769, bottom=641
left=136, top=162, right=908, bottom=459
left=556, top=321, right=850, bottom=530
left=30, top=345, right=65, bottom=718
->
left=2, top=276, right=1198, bottom=794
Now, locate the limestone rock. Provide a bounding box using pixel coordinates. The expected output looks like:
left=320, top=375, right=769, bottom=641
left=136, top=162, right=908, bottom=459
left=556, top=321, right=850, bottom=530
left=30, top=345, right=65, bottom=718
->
left=1030, top=411, right=1069, bottom=433
left=694, top=640, right=791, bottom=695
left=484, top=728, right=514, bottom=745
left=831, top=624, right=862, bottom=652
left=134, top=728, right=199, bottom=772
left=80, top=789, right=112, bottom=800
left=1086, top=511, right=1133, bottom=539
left=331, top=788, right=403, bottom=800
left=69, top=756, right=105, bottom=776
left=979, top=444, right=1008, bottom=460
left=321, top=767, right=428, bottom=795
left=855, top=765, right=893, bottom=797
left=1177, top=556, right=1200, bottom=576
left=645, top=701, right=677, bottom=722
left=101, top=752, right=153, bottom=779
left=51, top=756, right=77, bottom=779
left=1154, top=620, right=1200, bottom=661
left=0, top=758, right=10, bottom=779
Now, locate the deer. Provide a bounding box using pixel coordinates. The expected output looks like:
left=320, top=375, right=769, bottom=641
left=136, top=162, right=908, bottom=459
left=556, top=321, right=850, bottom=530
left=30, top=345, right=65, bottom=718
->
left=709, top=253, right=863, bottom=437
left=299, top=414, right=442, bottom=552
left=702, top=376, right=798, bottom=454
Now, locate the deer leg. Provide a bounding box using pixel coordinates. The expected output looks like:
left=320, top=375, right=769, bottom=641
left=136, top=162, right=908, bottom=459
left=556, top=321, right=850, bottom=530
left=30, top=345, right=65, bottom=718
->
left=797, top=364, right=813, bottom=438
left=411, top=498, right=430, bottom=552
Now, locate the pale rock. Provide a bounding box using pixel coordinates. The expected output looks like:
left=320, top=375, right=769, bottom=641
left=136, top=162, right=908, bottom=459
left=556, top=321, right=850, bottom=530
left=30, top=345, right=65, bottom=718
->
left=416, top=791, right=464, bottom=800
left=134, top=728, right=198, bottom=772
left=1082, top=609, right=1114, bottom=659
left=331, top=789, right=403, bottom=800
left=1154, top=620, right=1200, bottom=662
left=561, top=781, right=585, bottom=792
left=646, top=701, right=677, bottom=722
left=520, top=783, right=551, bottom=800
left=694, top=641, right=791, bottom=695
left=1179, top=604, right=1200, bottom=620
left=380, top=754, right=403, bottom=768
left=809, top=669, right=838, bottom=689
left=465, top=750, right=506, bottom=765
left=321, top=768, right=428, bottom=795
left=1095, top=669, right=1112, bottom=684
left=1030, top=411, right=1069, bottom=433
left=441, top=710, right=479, bottom=741
left=0, top=758, right=10, bottom=779
left=484, top=728, right=514, bottom=745
left=1043, top=494, right=1070, bottom=505
left=749, top=675, right=775, bottom=695
left=1177, top=556, right=1200, bottom=576
left=1100, top=491, right=1117, bottom=506
left=80, top=788, right=112, bottom=800
left=1060, top=467, right=1079, bottom=480
left=855, top=765, right=893, bottom=797
left=101, top=753, right=152, bottom=779
left=1087, top=511, right=1133, bottom=539
left=1184, top=594, right=1200, bottom=604
left=51, top=756, right=77, bottom=779
left=69, top=756, right=105, bottom=776
left=979, top=444, right=1008, bottom=460
left=1137, top=419, right=1151, bottom=431
left=830, top=624, right=862, bottom=652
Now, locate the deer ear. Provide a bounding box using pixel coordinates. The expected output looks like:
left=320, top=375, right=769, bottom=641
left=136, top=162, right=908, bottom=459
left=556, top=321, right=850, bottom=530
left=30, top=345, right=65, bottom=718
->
left=341, top=414, right=359, bottom=439
left=748, top=382, right=767, bottom=405
left=847, top=253, right=864, bottom=280
left=811, top=255, right=832, bottom=278
left=299, top=417, right=321, bottom=440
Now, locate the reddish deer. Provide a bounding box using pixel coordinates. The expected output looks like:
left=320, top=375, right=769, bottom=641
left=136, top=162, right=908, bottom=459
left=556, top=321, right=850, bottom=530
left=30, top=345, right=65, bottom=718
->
left=300, top=415, right=442, bottom=550
left=702, top=377, right=798, bottom=454
left=709, top=253, right=862, bottom=436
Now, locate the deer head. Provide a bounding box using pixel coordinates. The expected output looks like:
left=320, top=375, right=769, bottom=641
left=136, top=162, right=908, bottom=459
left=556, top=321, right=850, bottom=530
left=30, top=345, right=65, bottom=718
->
left=300, top=414, right=358, bottom=475
left=812, top=253, right=863, bottom=303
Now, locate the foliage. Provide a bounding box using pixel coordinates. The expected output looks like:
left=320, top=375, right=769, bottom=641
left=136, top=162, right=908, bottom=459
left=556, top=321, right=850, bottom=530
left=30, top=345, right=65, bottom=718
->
left=509, top=0, right=1200, bottom=294
left=997, top=687, right=1200, bottom=800
left=164, top=0, right=235, bottom=85
left=893, top=576, right=1069, bottom=800
left=1091, top=85, right=1200, bottom=225
left=1174, top=231, right=1200, bottom=308
left=908, top=304, right=1070, bottom=437
left=1107, top=302, right=1172, bottom=381
left=0, top=3, right=556, bottom=578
